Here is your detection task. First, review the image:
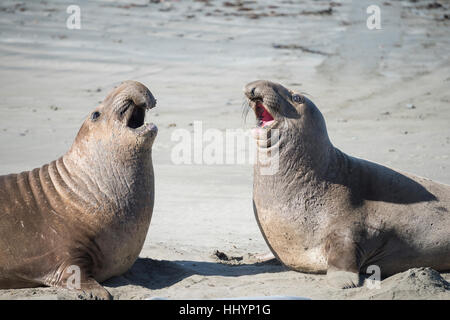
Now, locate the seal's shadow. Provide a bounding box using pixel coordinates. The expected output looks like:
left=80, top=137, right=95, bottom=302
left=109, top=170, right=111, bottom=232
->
left=104, top=258, right=286, bottom=290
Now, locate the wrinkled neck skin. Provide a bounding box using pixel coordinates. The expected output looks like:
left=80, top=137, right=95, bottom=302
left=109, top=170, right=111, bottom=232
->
left=253, top=118, right=337, bottom=209
left=60, top=135, right=154, bottom=221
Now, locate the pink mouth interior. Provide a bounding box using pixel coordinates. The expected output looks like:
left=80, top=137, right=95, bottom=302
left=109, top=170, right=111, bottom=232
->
left=256, top=102, right=275, bottom=127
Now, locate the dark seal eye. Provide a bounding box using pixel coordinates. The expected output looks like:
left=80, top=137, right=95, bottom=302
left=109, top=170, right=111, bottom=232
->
left=292, top=94, right=304, bottom=104
left=91, top=111, right=101, bottom=121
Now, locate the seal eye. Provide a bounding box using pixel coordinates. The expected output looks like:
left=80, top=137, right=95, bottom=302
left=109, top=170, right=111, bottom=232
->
left=91, top=111, right=101, bottom=121
left=292, top=94, right=304, bottom=104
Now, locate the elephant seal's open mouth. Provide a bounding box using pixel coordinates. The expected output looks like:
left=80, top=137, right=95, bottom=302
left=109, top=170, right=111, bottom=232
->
left=244, top=98, right=278, bottom=134
left=243, top=83, right=279, bottom=131
left=254, top=101, right=276, bottom=129
left=120, top=98, right=157, bottom=136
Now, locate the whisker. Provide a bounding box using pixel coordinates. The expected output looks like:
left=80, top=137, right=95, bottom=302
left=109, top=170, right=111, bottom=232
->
left=241, top=98, right=251, bottom=125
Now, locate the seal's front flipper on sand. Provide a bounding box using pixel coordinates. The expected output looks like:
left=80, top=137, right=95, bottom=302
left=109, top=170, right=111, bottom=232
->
left=253, top=252, right=276, bottom=263
left=326, top=270, right=362, bottom=289
left=76, top=279, right=112, bottom=300
left=325, top=232, right=363, bottom=289
left=54, top=277, right=113, bottom=300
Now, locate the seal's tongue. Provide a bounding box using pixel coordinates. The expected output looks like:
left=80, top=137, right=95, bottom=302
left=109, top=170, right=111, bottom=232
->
left=256, top=102, right=274, bottom=128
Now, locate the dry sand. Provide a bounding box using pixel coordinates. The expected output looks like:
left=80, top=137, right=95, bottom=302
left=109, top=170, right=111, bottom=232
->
left=0, top=0, right=449, bottom=299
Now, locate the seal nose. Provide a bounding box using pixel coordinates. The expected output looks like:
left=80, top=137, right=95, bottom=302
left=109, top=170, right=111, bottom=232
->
left=244, top=87, right=256, bottom=100
left=244, top=81, right=260, bottom=100
left=244, top=80, right=272, bottom=100
left=119, top=80, right=156, bottom=110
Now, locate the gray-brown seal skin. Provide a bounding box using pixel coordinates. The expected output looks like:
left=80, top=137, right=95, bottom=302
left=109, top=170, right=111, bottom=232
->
left=244, top=80, right=450, bottom=288
left=0, top=81, right=158, bottom=299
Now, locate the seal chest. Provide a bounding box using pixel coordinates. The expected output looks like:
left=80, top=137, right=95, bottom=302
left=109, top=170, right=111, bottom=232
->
left=253, top=189, right=328, bottom=273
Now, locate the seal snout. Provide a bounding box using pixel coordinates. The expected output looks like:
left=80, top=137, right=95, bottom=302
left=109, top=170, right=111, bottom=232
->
left=120, top=80, right=157, bottom=110
left=244, top=81, right=262, bottom=101
left=114, top=81, right=158, bottom=137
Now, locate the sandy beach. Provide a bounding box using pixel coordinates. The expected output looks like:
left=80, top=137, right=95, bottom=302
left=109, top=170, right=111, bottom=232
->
left=0, top=0, right=449, bottom=299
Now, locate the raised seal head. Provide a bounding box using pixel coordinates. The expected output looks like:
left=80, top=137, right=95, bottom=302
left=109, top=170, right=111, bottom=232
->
left=71, top=80, right=158, bottom=159
left=244, top=79, right=333, bottom=177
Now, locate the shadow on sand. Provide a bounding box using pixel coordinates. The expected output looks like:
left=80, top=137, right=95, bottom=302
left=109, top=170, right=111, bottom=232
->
left=104, top=257, right=287, bottom=290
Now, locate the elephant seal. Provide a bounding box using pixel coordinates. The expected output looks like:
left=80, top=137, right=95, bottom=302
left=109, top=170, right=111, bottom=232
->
left=0, top=80, right=157, bottom=299
left=244, top=80, right=450, bottom=288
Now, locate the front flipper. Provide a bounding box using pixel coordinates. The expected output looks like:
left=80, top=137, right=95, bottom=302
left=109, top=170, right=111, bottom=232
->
left=75, top=278, right=112, bottom=300
left=326, top=269, right=361, bottom=289
left=50, top=264, right=113, bottom=300
left=325, top=231, right=363, bottom=289
left=253, top=252, right=277, bottom=263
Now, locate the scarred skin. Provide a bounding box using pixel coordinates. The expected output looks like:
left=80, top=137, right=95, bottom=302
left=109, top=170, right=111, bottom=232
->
left=0, top=81, right=157, bottom=299
left=245, top=80, right=450, bottom=288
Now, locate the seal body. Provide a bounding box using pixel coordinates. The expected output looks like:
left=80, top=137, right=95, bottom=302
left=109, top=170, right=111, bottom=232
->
left=0, top=81, right=158, bottom=298
left=245, top=80, right=450, bottom=288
